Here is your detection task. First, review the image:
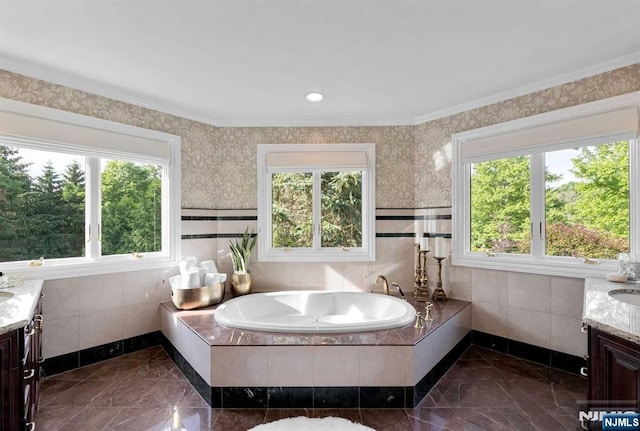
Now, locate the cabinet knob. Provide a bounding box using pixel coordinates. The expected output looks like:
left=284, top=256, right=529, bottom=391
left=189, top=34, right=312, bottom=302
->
left=580, top=367, right=588, bottom=377
left=25, top=327, right=35, bottom=337
left=24, top=368, right=35, bottom=380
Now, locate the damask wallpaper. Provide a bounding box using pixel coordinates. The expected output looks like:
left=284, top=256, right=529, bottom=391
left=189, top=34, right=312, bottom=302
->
left=1, top=63, right=639, bottom=210
left=0, top=70, right=415, bottom=209
left=414, top=63, right=640, bottom=207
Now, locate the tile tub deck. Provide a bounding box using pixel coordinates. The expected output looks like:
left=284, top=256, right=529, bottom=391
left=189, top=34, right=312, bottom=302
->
left=160, top=296, right=472, bottom=408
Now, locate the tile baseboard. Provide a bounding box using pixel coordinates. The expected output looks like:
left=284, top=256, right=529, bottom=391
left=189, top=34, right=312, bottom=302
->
left=471, top=330, right=586, bottom=375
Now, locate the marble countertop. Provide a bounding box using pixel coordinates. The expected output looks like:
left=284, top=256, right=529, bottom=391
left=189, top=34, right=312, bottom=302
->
left=0, top=278, right=43, bottom=334
left=583, top=277, right=640, bottom=344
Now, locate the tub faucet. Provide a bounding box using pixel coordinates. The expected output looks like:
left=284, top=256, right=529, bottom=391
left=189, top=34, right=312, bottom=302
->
left=376, top=275, right=390, bottom=295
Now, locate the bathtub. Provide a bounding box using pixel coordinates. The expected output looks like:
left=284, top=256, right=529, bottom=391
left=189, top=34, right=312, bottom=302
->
left=214, top=290, right=416, bottom=333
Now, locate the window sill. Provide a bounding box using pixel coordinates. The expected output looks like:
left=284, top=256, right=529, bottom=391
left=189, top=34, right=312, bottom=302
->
left=0, top=256, right=178, bottom=280
left=452, top=253, right=617, bottom=279
left=259, top=248, right=375, bottom=262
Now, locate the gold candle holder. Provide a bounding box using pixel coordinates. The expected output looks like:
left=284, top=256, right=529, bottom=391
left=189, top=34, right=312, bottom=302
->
left=432, top=257, right=447, bottom=301
left=413, top=245, right=430, bottom=302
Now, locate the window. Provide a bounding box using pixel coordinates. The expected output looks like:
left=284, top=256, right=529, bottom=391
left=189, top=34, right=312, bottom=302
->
left=0, top=98, right=180, bottom=278
left=453, top=94, right=640, bottom=277
left=257, top=144, right=375, bottom=262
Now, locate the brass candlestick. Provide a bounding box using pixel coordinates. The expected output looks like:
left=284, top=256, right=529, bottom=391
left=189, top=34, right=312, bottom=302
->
left=413, top=244, right=430, bottom=301
left=432, top=257, right=447, bottom=301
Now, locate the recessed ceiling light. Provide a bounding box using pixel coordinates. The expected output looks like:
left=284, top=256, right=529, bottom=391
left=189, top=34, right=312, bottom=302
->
left=305, top=92, right=324, bottom=102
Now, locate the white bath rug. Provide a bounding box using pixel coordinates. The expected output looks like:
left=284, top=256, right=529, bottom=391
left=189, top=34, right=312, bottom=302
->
left=248, top=416, right=375, bottom=431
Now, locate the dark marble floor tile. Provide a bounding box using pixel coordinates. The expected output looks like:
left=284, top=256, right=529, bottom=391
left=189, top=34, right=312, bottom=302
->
left=90, top=377, right=158, bottom=408
left=178, top=382, right=211, bottom=408
left=44, top=379, right=116, bottom=407
left=160, top=407, right=218, bottom=431
left=32, top=404, right=86, bottom=431
left=107, top=406, right=174, bottom=431
left=60, top=406, right=123, bottom=431
left=412, top=389, right=448, bottom=409
left=50, top=360, right=109, bottom=380
left=502, top=400, right=568, bottom=431
left=118, top=346, right=165, bottom=361
left=38, top=379, right=78, bottom=403
left=441, top=359, right=505, bottom=381
left=408, top=407, right=513, bottom=431
left=85, top=359, right=140, bottom=380
left=264, top=409, right=310, bottom=422
left=211, top=409, right=266, bottom=430
left=360, top=408, right=414, bottom=430
left=493, top=359, right=547, bottom=380
left=311, top=408, right=362, bottom=423
left=436, top=380, right=517, bottom=408
left=459, top=346, right=488, bottom=360
left=137, top=380, right=189, bottom=408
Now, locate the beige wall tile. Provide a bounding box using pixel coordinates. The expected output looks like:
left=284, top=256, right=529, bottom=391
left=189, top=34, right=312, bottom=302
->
left=43, top=278, right=80, bottom=320
left=211, top=346, right=268, bottom=386
left=123, top=303, right=160, bottom=339
left=551, top=314, right=587, bottom=357
left=471, top=268, right=508, bottom=308
left=77, top=273, right=124, bottom=312
left=472, top=300, right=507, bottom=337
left=507, top=307, right=550, bottom=349
left=507, top=272, right=551, bottom=312
left=550, top=277, right=585, bottom=318
left=359, top=346, right=407, bottom=386
left=78, top=308, right=124, bottom=350
left=268, top=346, right=314, bottom=386
left=312, top=346, right=360, bottom=386
left=42, top=316, right=79, bottom=358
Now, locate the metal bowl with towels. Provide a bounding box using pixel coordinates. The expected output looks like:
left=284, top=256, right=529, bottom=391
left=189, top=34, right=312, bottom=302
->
left=171, top=283, right=225, bottom=310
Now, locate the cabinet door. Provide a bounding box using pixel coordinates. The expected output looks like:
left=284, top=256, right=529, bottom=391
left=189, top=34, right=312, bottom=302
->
left=0, top=330, right=19, bottom=431
left=591, top=328, right=640, bottom=411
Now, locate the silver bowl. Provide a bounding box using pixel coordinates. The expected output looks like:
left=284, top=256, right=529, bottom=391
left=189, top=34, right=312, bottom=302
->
left=171, top=282, right=225, bottom=310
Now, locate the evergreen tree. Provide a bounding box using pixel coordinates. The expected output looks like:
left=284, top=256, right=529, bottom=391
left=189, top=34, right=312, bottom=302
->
left=0, top=146, right=31, bottom=260
left=61, top=161, right=86, bottom=256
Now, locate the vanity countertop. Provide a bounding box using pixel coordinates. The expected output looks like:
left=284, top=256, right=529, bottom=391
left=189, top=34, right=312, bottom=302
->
left=583, top=277, right=640, bottom=345
left=0, top=278, right=43, bottom=334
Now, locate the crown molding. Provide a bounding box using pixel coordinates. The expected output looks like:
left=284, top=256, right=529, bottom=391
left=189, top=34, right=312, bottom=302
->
left=0, top=53, right=222, bottom=127
left=413, top=50, right=640, bottom=125
left=2, top=50, right=639, bottom=129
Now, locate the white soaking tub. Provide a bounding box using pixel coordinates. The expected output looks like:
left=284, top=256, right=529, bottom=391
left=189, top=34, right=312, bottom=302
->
left=214, top=290, right=416, bottom=333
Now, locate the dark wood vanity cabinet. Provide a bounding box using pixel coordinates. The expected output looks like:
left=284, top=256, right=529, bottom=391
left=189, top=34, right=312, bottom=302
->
left=0, top=296, right=43, bottom=431
left=588, top=327, right=640, bottom=414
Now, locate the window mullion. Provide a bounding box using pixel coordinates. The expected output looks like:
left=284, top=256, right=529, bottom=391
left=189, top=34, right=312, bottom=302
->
left=529, top=154, right=545, bottom=259
left=312, top=172, right=321, bottom=250
left=86, top=156, right=101, bottom=260
left=630, top=138, right=640, bottom=257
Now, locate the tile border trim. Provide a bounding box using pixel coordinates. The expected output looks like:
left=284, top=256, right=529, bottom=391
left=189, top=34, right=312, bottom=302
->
left=471, top=330, right=586, bottom=375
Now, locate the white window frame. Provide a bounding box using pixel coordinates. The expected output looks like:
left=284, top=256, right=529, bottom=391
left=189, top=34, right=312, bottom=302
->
left=0, top=97, right=181, bottom=279
left=452, top=92, right=640, bottom=278
left=257, top=143, right=376, bottom=262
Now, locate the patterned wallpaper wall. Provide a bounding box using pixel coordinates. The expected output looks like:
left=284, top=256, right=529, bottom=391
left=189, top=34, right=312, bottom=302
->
left=0, top=71, right=415, bottom=209
left=1, top=64, right=639, bottom=210
left=414, top=63, right=640, bottom=207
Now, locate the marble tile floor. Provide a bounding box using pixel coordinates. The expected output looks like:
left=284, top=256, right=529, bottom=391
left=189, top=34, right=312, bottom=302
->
left=35, top=345, right=587, bottom=431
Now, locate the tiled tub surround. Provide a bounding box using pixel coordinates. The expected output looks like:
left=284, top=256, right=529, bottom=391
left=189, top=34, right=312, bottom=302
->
left=160, top=297, right=472, bottom=408
left=583, top=277, right=640, bottom=344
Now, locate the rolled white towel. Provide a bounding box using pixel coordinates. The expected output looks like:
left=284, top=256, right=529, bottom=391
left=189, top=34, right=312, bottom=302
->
left=204, top=272, right=227, bottom=286
left=182, top=270, right=201, bottom=288
left=197, top=267, right=207, bottom=286
left=198, top=260, right=218, bottom=273
left=178, top=256, right=197, bottom=275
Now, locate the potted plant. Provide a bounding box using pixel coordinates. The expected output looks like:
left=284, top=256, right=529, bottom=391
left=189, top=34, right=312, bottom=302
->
left=229, top=227, right=257, bottom=296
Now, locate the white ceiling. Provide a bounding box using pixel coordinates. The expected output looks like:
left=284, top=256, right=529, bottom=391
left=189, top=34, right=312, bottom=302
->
left=1, top=0, right=639, bottom=127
